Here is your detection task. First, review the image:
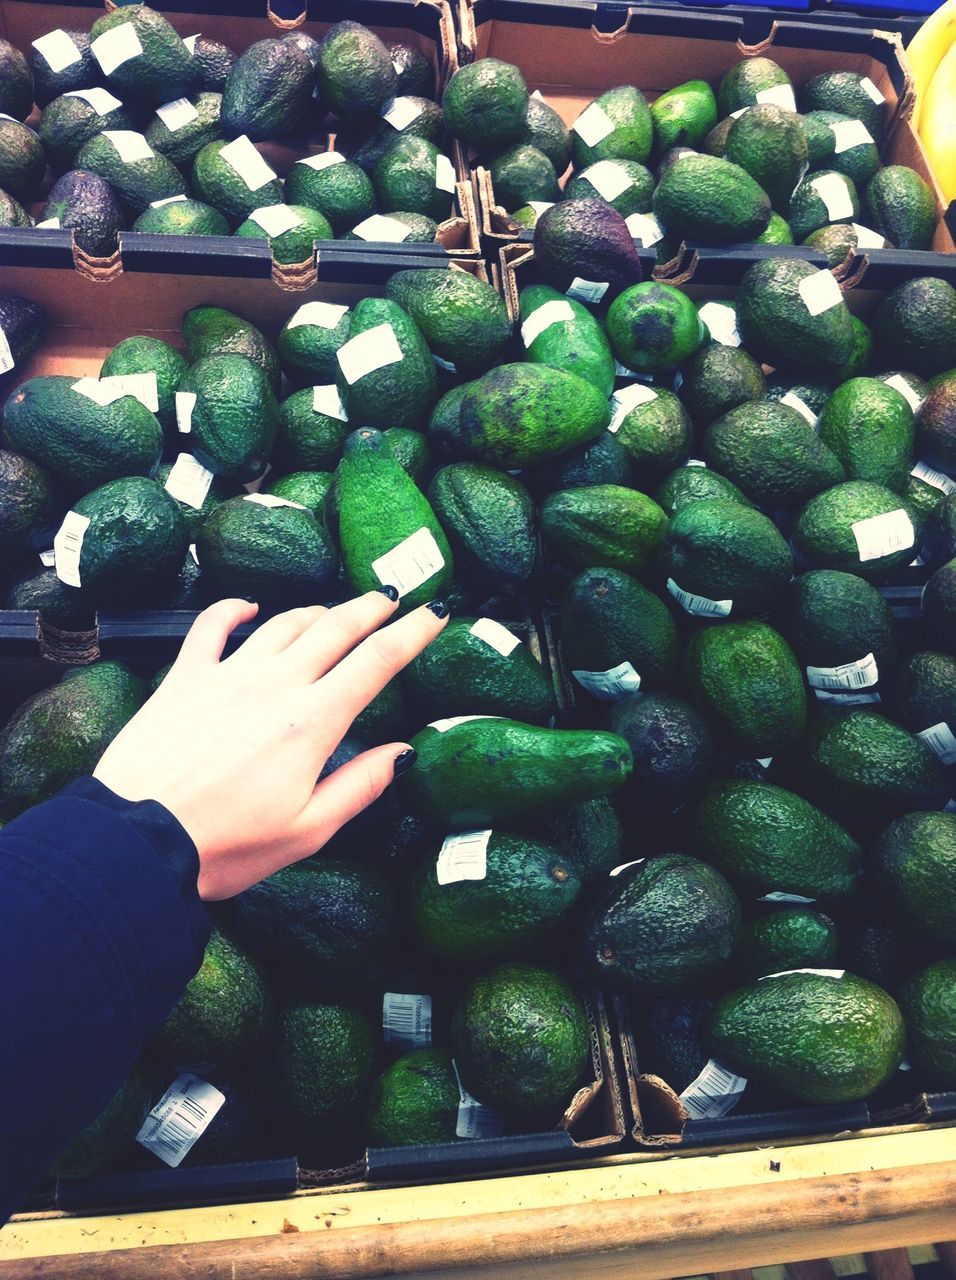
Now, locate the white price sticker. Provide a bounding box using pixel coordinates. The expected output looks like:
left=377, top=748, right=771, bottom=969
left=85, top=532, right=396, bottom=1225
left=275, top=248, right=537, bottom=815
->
left=852, top=508, right=914, bottom=562
left=521, top=299, right=575, bottom=348
left=91, top=23, right=144, bottom=76
left=103, top=130, right=154, bottom=164
left=761, top=968, right=846, bottom=980
left=33, top=29, right=82, bottom=73
left=136, top=1073, right=225, bottom=1169
left=383, top=993, right=433, bottom=1047
left=98, top=372, right=159, bottom=413
left=337, top=323, right=404, bottom=385
left=164, top=454, right=214, bottom=509
left=351, top=213, right=413, bottom=242
left=371, top=525, right=444, bottom=598
left=428, top=714, right=497, bottom=733
left=756, top=756, right=773, bottom=768
left=189, top=543, right=199, bottom=565
left=572, top=102, right=615, bottom=146
left=917, top=721, right=956, bottom=765
left=780, top=390, right=819, bottom=428
left=887, top=375, right=924, bottom=411
left=814, top=688, right=881, bottom=705
left=0, top=326, right=13, bottom=375
left=698, top=301, right=741, bottom=346
left=71, top=376, right=127, bottom=406
left=155, top=97, right=199, bottom=133
left=219, top=136, right=277, bottom=191
left=53, top=511, right=90, bottom=588
left=911, top=460, right=955, bottom=494
left=831, top=119, right=874, bottom=153
left=436, top=829, right=491, bottom=885
left=435, top=153, right=457, bottom=194
left=572, top=661, right=641, bottom=700
left=453, top=1061, right=504, bottom=1139
left=566, top=277, right=609, bottom=304
left=667, top=577, right=732, bottom=618
left=469, top=617, right=521, bottom=657
left=175, top=390, right=196, bottom=434
left=381, top=96, right=423, bottom=130
left=39, top=549, right=56, bottom=568
left=609, top=859, right=645, bottom=876
left=35, top=217, right=61, bottom=230
left=860, top=76, right=885, bottom=104
left=244, top=492, right=307, bottom=511
left=608, top=382, right=658, bottom=433
left=312, top=383, right=348, bottom=421
left=297, top=151, right=347, bottom=172
left=812, top=173, right=854, bottom=221
left=65, top=87, right=123, bottom=114
left=756, top=83, right=796, bottom=111
left=150, top=194, right=188, bottom=208
left=527, top=201, right=554, bottom=216
left=184, top=34, right=199, bottom=54
left=680, top=1059, right=747, bottom=1121
left=806, top=651, right=878, bottom=692
left=586, top=160, right=632, bottom=202
left=759, top=891, right=817, bottom=904
left=249, top=204, right=301, bottom=237
left=287, top=300, right=348, bottom=331
left=798, top=269, right=844, bottom=317
left=625, top=212, right=664, bottom=247
left=850, top=222, right=885, bottom=249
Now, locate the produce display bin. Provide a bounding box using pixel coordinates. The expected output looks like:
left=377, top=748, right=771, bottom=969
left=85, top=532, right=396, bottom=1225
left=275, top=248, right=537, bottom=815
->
left=459, top=1, right=955, bottom=273
left=0, top=0, right=482, bottom=267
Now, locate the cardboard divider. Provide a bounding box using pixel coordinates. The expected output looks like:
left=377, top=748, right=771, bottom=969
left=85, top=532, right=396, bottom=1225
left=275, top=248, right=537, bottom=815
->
left=0, top=0, right=482, bottom=266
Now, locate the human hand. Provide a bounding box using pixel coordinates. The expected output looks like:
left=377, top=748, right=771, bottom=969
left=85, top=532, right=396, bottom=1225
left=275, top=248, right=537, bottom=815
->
left=94, top=590, right=448, bottom=900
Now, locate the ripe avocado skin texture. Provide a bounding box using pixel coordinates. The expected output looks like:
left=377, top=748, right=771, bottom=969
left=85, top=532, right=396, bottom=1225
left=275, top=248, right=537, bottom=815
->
left=652, top=153, right=771, bottom=244
left=793, top=481, right=920, bottom=580
left=0, top=661, right=146, bottom=818
left=900, top=960, right=956, bottom=1086
left=534, top=797, right=624, bottom=883
left=221, top=38, right=313, bottom=140
left=40, top=170, right=124, bottom=257
left=191, top=139, right=284, bottom=227
left=179, top=354, right=278, bottom=483
left=427, top=463, right=538, bottom=594
left=518, top=283, right=615, bottom=396
left=734, top=907, right=839, bottom=982
left=892, top=649, right=956, bottom=733
left=183, top=306, right=280, bottom=393
left=585, top=854, right=741, bottom=991
left=367, top=1049, right=459, bottom=1148
left=540, top=485, right=667, bottom=575
left=725, top=104, right=808, bottom=214
left=442, top=59, right=529, bottom=151
left=710, top=971, right=905, bottom=1104
left=570, top=85, right=652, bottom=168
left=403, top=718, right=633, bottom=828
left=608, top=693, right=714, bottom=812
left=317, top=21, right=397, bottom=125
left=817, top=378, right=915, bottom=492
left=336, top=297, right=437, bottom=431
left=873, top=277, right=956, bottom=379
left=784, top=569, right=896, bottom=675
left=73, top=132, right=186, bottom=218
left=872, top=811, right=956, bottom=946
left=89, top=6, right=197, bottom=107
left=386, top=269, right=512, bottom=378
left=736, top=257, right=854, bottom=374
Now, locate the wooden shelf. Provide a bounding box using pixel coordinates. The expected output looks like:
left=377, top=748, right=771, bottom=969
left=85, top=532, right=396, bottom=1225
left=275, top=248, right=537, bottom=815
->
left=2, top=1124, right=955, bottom=1278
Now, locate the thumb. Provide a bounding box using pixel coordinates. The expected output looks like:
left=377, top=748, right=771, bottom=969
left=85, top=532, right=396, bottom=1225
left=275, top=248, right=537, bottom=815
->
left=292, top=742, right=415, bottom=854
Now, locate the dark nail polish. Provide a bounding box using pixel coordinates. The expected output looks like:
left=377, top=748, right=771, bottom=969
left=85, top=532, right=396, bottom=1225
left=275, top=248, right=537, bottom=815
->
left=426, top=599, right=449, bottom=619
left=393, top=748, right=417, bottom=776
left=377, top=584, right=399, bottom=602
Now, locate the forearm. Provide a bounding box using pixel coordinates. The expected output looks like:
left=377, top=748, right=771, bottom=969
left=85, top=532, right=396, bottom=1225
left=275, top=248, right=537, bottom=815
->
left=0, top=777, right=209, bottom=1222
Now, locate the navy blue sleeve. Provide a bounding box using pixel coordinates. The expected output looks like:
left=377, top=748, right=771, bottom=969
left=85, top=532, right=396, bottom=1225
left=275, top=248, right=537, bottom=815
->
left=0, top=777, right=210, bottom=1222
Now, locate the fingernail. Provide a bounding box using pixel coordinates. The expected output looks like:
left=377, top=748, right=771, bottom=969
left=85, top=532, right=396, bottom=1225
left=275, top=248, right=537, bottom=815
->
left=393, top=748, right=417, bottom=776
left=377, top=584, right=400, bottom=602
left=426, top=599, right=449, bottom=619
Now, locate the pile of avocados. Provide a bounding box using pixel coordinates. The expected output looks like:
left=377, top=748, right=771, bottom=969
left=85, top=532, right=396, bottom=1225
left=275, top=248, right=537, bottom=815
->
left=0, top=6, right=461, bottom=255
left=446, top=54, right=938, bottom=258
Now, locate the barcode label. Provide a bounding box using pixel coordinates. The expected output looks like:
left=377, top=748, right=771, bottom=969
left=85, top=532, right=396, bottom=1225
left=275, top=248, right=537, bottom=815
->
left=811, top=173, right=854, bottom=222
left=244, top=492, right=308, bottom=511
left=66, top=87, right=123, bottom=115
left=815, top=689, right=881, bottom=705
left=761, top=968, right=845, bottom=980
left=917, top=721, right=956, bottom=765
left=435, top=154, right=457, bottom=194
left=0, top=326, right=13, bottom=375
left=382, top=993, right=433, bottom=1047
left=371, top=525, right=444, bottom=598
left=798, top=269, right=843, bottom=317
left=625, top=212, right=664, bottom=247
left=759, top=891, right=817, bottom=904
left=911, top=460, right=956, bottom=494
left=102, top=130, right=154, bottom=164
left=806, top=651, right=878, bottom=691
left=521, top=299, right=574, bottom=348
left=351, top=213, right=412, bottom=242
left=436, top=829, right=491, bottom=885
left=469, top=617, right=521, bottom=657
left=136, top=1073, right=225, bottom=1169
left=586, top=160, right=632, bottom=202
left=151, top=194, right=188, bottom=208
left=164, top=454, right=214, bottom=509
left=831, top=120, right=874, bottom=153
left=667, top=577, right=732, bottom=618
left=288, top=300, right=348, bottom=331
left=851, top=508, right=914, bottom=562
left=337, top=323, right=403, bottom=385
left=566, top=277, right=609, bottom=305
left=756, top=83, right=796, bottom=111
left=219, top=136, right=277, bottom=191
left=98, top=372, right=159, bottom=413
left=175, top=390, right=196, bottom=434
left=851, top=222, right=885, bottom=249
left=71, top=376, right=128, bottom=406
left=156, top=97, right=199, bottom=132
left=91, top=23, right=143, bottom=76
left=382, top=96, right=423, bottom=130
left=888, top=376, right=924, bottom=411
left=572, top=102, right=615, bottom=146
left=53, top=511, right=90, bottom=588
left=698, top=301, right=741, bottom=346
left=780, top=391, right=819, bottom=427
left=33, top=29, right=82, bottom=73
left=860, top=76, right=885, bottom=104
left=680, top=1059, right=747, bottom=1121
left=39, top=549, right=56, bottom=568
left=572, top=661, right=641, bottom=700
left=608, top=382, right=657, bottom=433
left=453, top=1060, right=504, bottom=1139
left=428, top=715, right=497, bottom=733
left=297, top=152, right=346, bottom=172
left=312, top=383, right=348, bottom=421
left=250, top=204, right=301, bottom=237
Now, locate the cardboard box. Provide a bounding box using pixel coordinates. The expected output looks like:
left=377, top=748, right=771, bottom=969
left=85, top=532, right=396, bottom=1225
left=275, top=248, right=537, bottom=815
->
left=459, top=1, right=955, bottom=270
left=0, top=0, right=481, bottom=270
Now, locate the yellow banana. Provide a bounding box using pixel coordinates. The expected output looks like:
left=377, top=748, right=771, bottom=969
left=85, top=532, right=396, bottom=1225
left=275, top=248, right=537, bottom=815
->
left=923, top=117, right=956, bottom=203
left=920, top=38, right=956, bottom=200
left=907, top=0, right=956, bottom=129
